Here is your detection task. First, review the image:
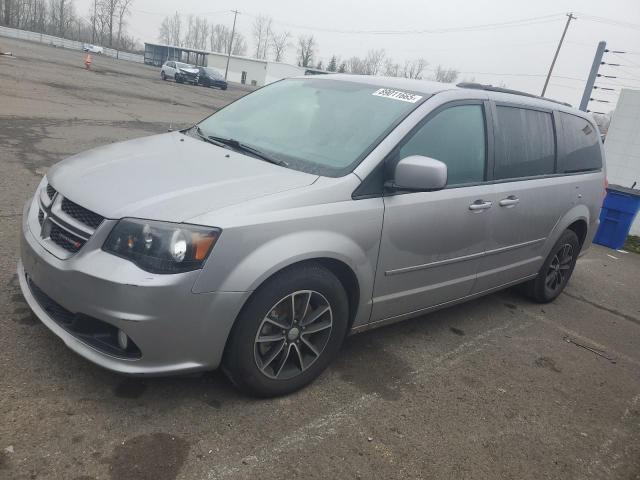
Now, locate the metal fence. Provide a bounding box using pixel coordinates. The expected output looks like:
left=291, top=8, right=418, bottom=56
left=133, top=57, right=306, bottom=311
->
left=0, top=26, right=143, bottom=63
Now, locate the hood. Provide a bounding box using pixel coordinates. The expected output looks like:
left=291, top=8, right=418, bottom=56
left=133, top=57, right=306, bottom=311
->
left=47, top=132, right=318, bottom=222
left=179, top=67, right=199, bottom=75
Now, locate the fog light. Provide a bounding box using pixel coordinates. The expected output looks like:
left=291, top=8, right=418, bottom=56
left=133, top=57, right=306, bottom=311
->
left=117, top=330, right=129, bottom=350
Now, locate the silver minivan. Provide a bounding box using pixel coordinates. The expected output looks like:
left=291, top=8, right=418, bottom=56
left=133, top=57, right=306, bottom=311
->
left=18, top=76, right=605, bottom=396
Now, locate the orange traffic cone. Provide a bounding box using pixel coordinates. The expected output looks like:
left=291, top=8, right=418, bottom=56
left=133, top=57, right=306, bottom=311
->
left=84, top=53, right=92, bottom=70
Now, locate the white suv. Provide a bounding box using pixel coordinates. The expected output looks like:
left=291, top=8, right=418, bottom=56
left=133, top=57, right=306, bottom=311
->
left=161, top=61, right=200, bottom=85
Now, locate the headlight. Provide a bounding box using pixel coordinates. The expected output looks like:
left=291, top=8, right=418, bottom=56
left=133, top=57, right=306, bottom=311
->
left=103, top=219, right=220, bottom=274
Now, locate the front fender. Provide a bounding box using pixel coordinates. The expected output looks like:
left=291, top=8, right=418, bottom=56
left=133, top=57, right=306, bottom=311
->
left=197, top=230, right=376, bottom=328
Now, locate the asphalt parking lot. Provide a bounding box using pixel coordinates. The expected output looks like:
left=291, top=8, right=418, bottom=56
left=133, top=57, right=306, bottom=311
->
left=1, top=37, right=640, bottom=480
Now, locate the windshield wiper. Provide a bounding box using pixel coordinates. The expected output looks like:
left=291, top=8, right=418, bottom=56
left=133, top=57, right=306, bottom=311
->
left=207, top=135, right=288, bottom=167
left=193, top=126, right=226, bottom=147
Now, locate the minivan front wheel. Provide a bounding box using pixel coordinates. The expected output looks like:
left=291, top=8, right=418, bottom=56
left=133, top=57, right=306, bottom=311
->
left=525, top=229, right=580, bottom=303
left=223, top=264, right=349, bottom=397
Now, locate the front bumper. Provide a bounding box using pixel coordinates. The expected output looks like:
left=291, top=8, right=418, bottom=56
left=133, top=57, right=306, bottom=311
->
left=179, top=72, right=199, bottom=83
left=18, top=200, right=250, bottom=375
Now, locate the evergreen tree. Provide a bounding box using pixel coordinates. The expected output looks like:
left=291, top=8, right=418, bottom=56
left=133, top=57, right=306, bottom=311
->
left=327, top=55, right=337, bottom=72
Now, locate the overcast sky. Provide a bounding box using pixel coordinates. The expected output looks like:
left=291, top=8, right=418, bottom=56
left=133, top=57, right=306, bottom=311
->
left=76, top=0, right=640, bottom=108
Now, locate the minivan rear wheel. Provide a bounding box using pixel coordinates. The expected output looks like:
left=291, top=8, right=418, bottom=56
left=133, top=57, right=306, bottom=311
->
left=524, top=229, right=580, bottom=303
left=223, top=264, right=349, bottom=397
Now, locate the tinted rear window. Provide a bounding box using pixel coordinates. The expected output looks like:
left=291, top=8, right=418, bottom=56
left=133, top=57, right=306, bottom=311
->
left=559, top=113, right=602, bottom=172
left=494, top=106, right=556, bottom=180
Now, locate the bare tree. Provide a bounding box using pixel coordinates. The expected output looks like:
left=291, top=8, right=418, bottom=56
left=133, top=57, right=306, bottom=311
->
left=158, top=15, right=171, bottom=44
left=297, top=34, right=316, bottom=67
left=116, top=0, right=133, bottom=49
left=48, top=0, right=75, bottom=38
left=270, top=30, right=290, bottom=62
left=209, top=23, right=229, bottom=52
left=232, top=32, right=247, bottom=55
left=363, top=49, right=385, bottom=75
left=384, top=59, right=401, bottom=77
left=402, top=58, right=428, bottom=79
left=167, top=12, right=182, bottom=47
left=252, top=14, right=272, bottom=59
left=96, top=0, right=119, bottom=47
left=183, top=15, right=208, bottom=50
left=346, top=56, right=366, bottom=74
left=432, top=65, right=458, bottom=83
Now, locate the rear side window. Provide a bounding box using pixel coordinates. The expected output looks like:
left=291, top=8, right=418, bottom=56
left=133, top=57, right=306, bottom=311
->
left=398, top=104, right=486, bottom=185
left=494, top=106, right=555, bottom=180
left=559, top=113, right=602, bottom=172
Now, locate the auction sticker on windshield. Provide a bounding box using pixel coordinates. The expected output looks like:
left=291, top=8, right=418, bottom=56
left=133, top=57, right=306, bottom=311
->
left=372, top=88, right=423, bottom=103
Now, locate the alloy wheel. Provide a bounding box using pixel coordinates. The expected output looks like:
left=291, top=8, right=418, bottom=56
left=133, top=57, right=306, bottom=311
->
left=254, top=290, right=333, bottom=380
left=545, top=243, right=573, bottom=293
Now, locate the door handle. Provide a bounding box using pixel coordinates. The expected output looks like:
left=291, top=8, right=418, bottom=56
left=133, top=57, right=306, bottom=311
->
left=499, top=196, right=520, bottom=207
left=469, top=200, right=492, bottom=211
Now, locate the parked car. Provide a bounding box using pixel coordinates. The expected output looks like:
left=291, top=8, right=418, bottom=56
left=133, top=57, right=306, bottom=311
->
left=161, top=61, right=199, bottom=84
left=18, top=76, right=605, bottom=397
left=197, top=67, right=228, bottom=90
left=83, top=44, right=104, bottom=54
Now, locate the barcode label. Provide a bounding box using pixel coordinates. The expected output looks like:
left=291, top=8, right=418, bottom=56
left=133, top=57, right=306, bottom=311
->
left=372, top=88, right=423, bottom=103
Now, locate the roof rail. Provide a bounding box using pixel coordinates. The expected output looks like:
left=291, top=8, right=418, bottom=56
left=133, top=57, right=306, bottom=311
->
left=456, top=82, right=572, bottom=107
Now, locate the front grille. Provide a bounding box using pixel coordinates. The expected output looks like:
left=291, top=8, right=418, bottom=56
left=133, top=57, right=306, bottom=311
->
left=27, top=277, right=141, bottom=359
left=61, top=198, right=104, bottom=229
left=38, top=209, right=44, bottom=226
left=46, top=184, right=57, bottom=199
left=50, top=222, right=86, bottom=253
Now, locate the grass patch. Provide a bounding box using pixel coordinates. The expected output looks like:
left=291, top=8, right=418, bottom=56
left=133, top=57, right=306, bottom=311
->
left=624, top=235, right=640, bottom=254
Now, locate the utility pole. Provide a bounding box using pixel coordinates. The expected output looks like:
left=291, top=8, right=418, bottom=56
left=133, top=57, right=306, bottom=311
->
left=579, top=41, right=607, bottom=111
left=541, top=12, right=576, bottom=97
left=225, top=10, right=239, bottom=81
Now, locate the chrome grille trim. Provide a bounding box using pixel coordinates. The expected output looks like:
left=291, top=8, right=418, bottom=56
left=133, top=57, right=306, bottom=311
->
left=35, top=187, right=105, bottom=256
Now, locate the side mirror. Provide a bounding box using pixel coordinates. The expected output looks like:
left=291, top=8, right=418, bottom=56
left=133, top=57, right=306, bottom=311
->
left=390, top=155, right=447, bottom=192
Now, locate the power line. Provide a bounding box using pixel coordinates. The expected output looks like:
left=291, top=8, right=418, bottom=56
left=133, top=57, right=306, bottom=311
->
left=132, top=9, right=230, bottom=17
left=609, top=52, right=640, bottom=69
left=240, top=12, right=566, bottom=35
left=575, top=13, right=640, bottom=30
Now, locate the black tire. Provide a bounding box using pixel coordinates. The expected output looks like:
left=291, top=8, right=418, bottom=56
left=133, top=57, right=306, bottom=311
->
left=223, top=264, right=349, bottom=397
left=174, top=74, right=181, bottom=83
left=161, top=71, right=166, bottom=81
left=523, top=229, right=580, bottom=303
left=221, top=85, right=228, bottom=90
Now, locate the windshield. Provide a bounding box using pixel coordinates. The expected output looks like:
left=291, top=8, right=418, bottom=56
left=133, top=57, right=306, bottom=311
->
left=176, top=62, right=193, bottom=69
left=196, top=78, right=425, bottom=176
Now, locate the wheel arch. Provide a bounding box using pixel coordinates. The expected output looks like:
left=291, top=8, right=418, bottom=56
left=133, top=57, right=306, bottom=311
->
left=220, top=256, right=362, bottom=368
left=545, top=204, right=591, bottom=257
left=235, top=257, right=361, bottom=330
left=567, top=218, right=588, bottom=247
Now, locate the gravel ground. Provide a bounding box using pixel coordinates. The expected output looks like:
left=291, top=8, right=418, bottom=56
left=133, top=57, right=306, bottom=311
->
left=1, top=37, right=639, bottom=480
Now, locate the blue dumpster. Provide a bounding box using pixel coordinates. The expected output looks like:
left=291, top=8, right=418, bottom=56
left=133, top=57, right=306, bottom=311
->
left=593, top=184, right=640, bottom=250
